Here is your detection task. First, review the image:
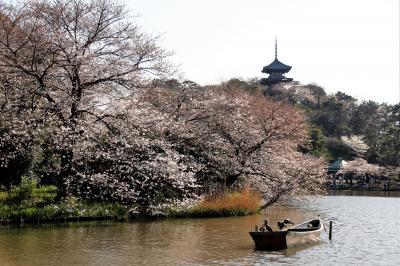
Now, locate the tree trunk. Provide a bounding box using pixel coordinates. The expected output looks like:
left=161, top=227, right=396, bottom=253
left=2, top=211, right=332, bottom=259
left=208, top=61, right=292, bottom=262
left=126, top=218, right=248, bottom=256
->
left=259, top=194, right=281, bottom=210
left=57, top=148, right=73, bottom=199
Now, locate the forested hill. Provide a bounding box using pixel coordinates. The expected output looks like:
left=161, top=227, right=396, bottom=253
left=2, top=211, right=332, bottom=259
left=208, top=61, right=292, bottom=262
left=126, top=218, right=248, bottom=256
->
left=268, top=83, right=399, bottom=167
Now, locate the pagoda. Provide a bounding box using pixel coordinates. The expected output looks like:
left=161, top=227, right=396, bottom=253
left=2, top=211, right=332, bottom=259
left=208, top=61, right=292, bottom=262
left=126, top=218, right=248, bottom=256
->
left=260, top=39, right=293, bottom=86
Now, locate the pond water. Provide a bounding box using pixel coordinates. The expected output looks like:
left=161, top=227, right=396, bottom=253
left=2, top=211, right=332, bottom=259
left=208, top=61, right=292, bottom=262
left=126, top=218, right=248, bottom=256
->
left=1, top=191, right=400, bottom=265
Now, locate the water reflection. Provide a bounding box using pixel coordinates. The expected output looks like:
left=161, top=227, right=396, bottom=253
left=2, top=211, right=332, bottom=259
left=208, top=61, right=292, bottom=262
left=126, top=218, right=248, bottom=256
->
left=0, top=206, right=310, bottom=265
left=1, top=192, right=400, bottom=265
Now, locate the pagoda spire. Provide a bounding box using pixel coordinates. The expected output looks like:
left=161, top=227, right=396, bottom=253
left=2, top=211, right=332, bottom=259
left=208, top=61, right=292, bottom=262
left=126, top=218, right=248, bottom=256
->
left=260, top=38, right=293, bottom=86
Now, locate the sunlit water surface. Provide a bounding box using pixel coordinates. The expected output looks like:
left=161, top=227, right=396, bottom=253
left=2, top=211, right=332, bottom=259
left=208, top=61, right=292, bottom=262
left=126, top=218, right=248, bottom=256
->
left=1, top=191, right=400, bottom=265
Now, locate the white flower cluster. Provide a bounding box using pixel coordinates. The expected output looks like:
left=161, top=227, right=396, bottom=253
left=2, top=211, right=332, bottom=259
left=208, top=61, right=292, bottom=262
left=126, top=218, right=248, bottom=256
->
left=0, top=0, right=326, bottom=208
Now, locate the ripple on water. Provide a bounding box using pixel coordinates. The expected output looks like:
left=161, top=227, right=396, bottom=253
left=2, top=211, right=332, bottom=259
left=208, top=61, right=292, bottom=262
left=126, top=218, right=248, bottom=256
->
left=1, top=192, right=400, bottom=265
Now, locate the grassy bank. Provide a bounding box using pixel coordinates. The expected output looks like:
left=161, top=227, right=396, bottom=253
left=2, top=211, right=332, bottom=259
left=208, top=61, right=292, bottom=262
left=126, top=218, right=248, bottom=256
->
left=0, top=179, right=129, bottom=225
left=0, top=201, right=129, bottom=224
left=1, top=180, right=262, bottom=225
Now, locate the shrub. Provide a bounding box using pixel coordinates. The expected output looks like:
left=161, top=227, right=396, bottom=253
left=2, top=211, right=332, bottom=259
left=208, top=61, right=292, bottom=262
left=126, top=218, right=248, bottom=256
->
left=1, top=178, right=57, bottom=206
left=33, top=185, right=58, bottom=206
left=6, top=177, right=37, bottom=205
left=0, top=192, right=7, bottom=202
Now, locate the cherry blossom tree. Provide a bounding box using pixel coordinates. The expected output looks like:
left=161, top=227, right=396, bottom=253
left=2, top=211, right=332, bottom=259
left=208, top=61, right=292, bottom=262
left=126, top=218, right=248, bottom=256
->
left=142, top=83, right=327, bottom=208
left=67, top=95, right=200, bottom=208
left=0, top=1, right=326, bottom=209
left=340, top=135, right=369, bottom=158
left=0, top=0, right=171, bottom=195
left=338, top=158, right=381, bottom=177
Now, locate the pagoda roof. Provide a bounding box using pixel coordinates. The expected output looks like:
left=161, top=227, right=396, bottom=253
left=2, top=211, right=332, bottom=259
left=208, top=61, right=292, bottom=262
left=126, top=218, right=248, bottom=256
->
left=262, top=58, right=292, bottom=74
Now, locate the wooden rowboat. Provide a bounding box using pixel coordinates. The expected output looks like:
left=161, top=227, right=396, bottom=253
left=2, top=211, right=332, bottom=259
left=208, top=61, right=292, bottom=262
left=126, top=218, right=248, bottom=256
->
left=249, top=219, right=324, bottom=250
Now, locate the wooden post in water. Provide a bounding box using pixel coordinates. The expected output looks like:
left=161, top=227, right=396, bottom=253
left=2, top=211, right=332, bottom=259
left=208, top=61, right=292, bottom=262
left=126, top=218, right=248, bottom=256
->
left=255, top=225, right=258, bottom=232
left=329, top=221, right=333, bottom=240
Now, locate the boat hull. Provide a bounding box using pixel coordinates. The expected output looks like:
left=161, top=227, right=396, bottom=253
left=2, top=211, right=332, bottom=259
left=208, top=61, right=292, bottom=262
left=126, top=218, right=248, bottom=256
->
left=249, top=231, right=288, bottom=250
left=249, top=219, right=323, bottom=250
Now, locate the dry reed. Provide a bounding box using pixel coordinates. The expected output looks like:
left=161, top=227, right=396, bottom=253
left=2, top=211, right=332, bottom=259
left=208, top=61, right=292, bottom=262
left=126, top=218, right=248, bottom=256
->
left=194, top=187, right=261, bottom=216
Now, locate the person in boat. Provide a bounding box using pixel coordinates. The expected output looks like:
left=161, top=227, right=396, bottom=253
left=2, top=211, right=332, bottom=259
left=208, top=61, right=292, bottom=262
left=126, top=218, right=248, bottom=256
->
left=260, top=220, right=273, bottom=232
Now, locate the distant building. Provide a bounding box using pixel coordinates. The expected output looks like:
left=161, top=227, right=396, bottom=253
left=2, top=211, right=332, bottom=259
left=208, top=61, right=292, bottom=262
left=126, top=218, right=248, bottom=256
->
left=260, top=39, right=293, bottom=86
left=328, top=158, right=348, bottom=174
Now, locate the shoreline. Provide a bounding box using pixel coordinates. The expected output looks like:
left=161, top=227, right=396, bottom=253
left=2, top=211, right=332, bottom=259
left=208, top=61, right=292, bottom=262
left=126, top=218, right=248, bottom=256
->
left=3, top=189, right=399, bottom=227
left=326, top=188, right=400, bottom=192
left=0, top=211, right=255, bottom=227
left=0, top=216, right=123, bottom=226
left=0, top=204, right=258, bottom=227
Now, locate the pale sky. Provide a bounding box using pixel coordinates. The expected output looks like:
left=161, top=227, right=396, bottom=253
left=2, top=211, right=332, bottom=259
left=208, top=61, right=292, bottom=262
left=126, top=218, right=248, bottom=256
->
left=122, top=0, right=399, bottom=104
